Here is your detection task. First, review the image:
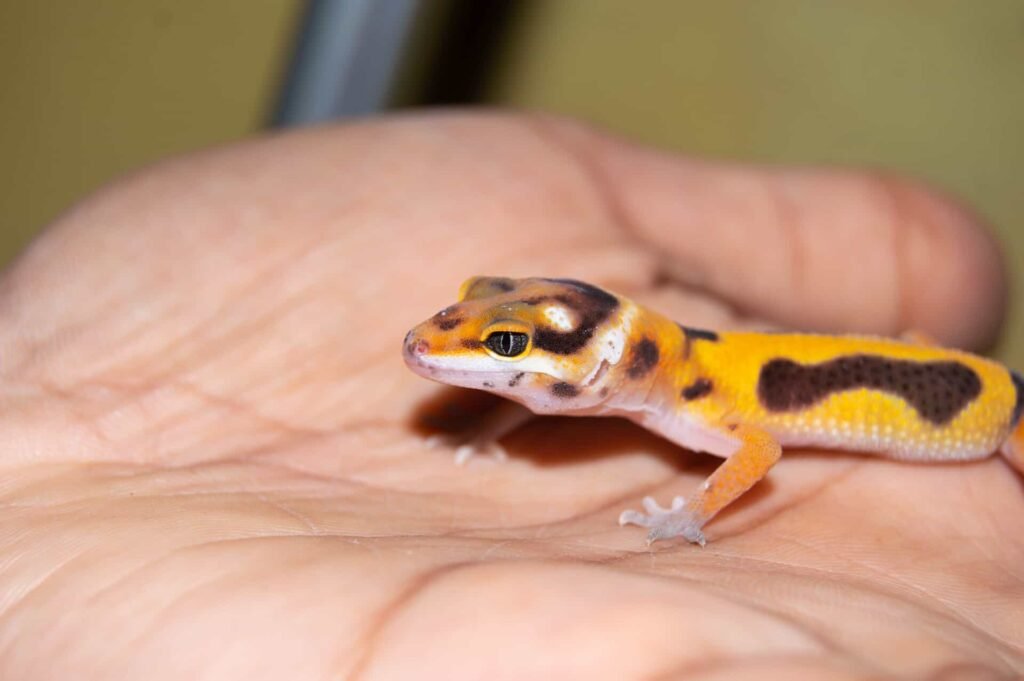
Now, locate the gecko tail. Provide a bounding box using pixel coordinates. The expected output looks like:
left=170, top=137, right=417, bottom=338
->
left=1000, top=370, right=1024, bottom=474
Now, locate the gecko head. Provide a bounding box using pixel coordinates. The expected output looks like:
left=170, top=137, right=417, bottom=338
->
left=403, top=276, right=629, bottom=413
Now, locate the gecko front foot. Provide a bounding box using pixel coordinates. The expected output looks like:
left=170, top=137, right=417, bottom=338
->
left=425, top=434, right=508, bottom=465
left=618, top=496, right=706, bottom=546
left=423, top=400, right=532, bottom=465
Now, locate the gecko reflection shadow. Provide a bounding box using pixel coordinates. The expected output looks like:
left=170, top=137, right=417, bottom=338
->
left=409, top=387, right=781, bottom=527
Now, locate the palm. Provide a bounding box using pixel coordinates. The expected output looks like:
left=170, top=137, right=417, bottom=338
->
left=1, top=114, right=1019, bottom=679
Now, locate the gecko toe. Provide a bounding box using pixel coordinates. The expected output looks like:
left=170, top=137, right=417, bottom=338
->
left=618, top=509, right=647, bottom=527
left=620, top=496, right=706, bottom=545
left=640, top=496, right=663, bottom=514
left=426, top=435, right=508, bottom=465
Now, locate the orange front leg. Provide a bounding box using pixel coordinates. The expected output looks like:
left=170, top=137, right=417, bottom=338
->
left=620, top=425, right=782, bottom=546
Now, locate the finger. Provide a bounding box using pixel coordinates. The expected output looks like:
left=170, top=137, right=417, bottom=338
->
left=538, top=118, right=1007, bottom=349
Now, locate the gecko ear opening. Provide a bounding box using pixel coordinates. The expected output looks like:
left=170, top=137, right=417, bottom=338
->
left=459, top=276, right=517, bottom=301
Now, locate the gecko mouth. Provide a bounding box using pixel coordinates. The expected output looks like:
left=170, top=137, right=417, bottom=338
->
left=402, top=340, right=514, bottom=388
left=402, top=348, right=436, bottom=377
left=408, top=362, right=514, bottom=390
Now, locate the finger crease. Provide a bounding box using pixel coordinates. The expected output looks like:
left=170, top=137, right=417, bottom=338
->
left=767, top=180, right=809, bottom=295
left=343, top=561, right=481, bottom=681
left=520, top=116, right=643, bottom=238
left=877, top=178, right=914, bottom=333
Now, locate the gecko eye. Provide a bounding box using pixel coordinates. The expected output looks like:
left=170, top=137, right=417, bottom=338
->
left=484, top=331, right=529, bottom=358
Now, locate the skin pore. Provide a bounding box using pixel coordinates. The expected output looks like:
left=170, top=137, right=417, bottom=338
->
left=0, top=113, right=1019, bottom=679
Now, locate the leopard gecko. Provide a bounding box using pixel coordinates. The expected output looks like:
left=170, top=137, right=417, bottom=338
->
left=402, top=277, right=1024, bottom=545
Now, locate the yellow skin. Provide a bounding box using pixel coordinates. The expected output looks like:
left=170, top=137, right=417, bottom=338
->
left=405, top=276, right=1024, bottom=545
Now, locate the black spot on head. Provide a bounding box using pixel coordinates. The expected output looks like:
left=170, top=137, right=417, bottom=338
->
left=435, top=317, right=464, bottom=331
left=532, top=281, right=619, bottom=355
left=508, top=372, right=525, bottom=388
left=543, top=279, right=619, bottom=309
left=463, top=277, right=517, bottom=300
left=626, top=338, right=660, bottom=379
left=431, top=305, right=463, bottom=330
left=757, top=354, right=981, bottom=425
left=551, top=382, right=579, bottom=398
left=461, top=338, right=482, bottom=350
left=533, top=327, right=593, bottom=356
left=682, top=378, right=713, bottom=400
left=482, top=381, right=494, bottom=388
left=1010, top=369, right=1024, bottom=426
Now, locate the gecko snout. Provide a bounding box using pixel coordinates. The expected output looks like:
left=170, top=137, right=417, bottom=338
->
left=403, top=331, right=430, bottom=358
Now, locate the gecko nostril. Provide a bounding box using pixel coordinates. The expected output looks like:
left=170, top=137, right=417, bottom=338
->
left=403, top=331, right=428, bottom=356
left=405, top=337, right=429, bottom=356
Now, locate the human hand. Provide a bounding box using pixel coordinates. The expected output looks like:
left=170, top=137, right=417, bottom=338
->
left=1, top=113, right=1018, bottom=679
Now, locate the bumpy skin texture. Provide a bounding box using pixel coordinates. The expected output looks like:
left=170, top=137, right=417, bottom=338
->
left=1, top=113, right=1022, bottom=679
left=405, top=277, right=1022, bottom=545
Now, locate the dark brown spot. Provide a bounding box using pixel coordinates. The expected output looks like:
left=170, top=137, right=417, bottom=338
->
left=682, top=378, right=713, bottom=400
left=430, top=305, right=464, bottom=330
left=532, top=281, right=619, bottom=355
left=757, top=354, right=981, bottom=425
left=508, top=372, right=525, bottom=388
left=463, top=278, right=517, bottom=300
left=678, top=324, right=719, bottom=359
left=599, top=387, right=609, bottom=397
left=626, top=338, right=660, bottom=379
left=551, top=382, right=579, bottom=398
left=679, top=325, right=720, bottom=342
left=434, top=317, right=464, bottom=331
left=1010, top=369, right=1024, bottom=426
left=482, top=381, right=494, bottom=388
left=543, top=279, right=619, bottom=308
left=461, top=339, right=482, bottom=350
left=520, top=294, right=579, bottom=307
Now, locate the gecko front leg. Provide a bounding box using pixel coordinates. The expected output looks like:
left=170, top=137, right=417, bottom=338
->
left=620, top=425, right=782, bottom=545
left=427, top=400, right=535, bottom=464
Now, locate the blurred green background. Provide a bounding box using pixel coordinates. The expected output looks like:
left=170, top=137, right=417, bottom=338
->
left=2, top=1, right=1021, bottom=363
left=0, top=2, right=300, bottom=252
